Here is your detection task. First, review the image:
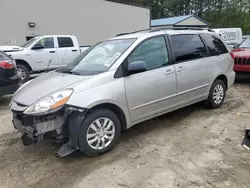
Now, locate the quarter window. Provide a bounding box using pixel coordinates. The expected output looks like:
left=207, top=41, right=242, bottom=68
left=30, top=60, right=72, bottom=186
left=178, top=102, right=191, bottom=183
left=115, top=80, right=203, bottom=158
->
left=201, top=34, right=228, bottom=56
left=128, top=36, right=169, bottom=71
left=58, top=37, right=74, bottom=48
left=35, top=37, right=54, bottom=49
left=170, top=34, right=207, bottom=62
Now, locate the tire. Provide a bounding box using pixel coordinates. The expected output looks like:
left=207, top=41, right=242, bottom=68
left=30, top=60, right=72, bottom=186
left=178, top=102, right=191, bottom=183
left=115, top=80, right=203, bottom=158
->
left=16, top=64, right=30, bottom=83
left=205, top=79, right=226, bottom=109
left=78, top=109, right=121, bottom=157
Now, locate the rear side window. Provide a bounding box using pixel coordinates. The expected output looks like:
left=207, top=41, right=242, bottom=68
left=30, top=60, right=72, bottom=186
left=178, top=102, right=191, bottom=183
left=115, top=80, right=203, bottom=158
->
left=201, top=34, right=228, bottom=56
left=170, top=34, right=207, bottom=62
left=58, top=37, right=74, bottom=48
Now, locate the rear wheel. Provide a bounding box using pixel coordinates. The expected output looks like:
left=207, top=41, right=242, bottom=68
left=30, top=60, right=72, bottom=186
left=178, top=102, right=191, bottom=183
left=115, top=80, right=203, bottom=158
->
left=16, top=64, right=30, bottom=83
left=205, top=80, right=226, bottom=109
left=78, top=109, right=121, bottom=156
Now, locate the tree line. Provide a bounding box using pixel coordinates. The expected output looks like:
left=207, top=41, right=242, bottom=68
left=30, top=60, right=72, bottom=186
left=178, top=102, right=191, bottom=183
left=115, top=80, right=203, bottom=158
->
left=112, top=0, right=250, bottom=34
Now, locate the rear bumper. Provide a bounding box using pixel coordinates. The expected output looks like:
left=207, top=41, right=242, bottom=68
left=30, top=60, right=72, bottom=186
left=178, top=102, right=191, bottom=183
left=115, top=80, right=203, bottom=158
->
left=0, top=82, right=20, bottom=96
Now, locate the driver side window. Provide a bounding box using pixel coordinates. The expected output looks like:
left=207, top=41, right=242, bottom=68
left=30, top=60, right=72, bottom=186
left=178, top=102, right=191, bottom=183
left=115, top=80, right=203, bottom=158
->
left=35, top=37, right=54, bottom=49
left=128, top=36, right=169, bottom=71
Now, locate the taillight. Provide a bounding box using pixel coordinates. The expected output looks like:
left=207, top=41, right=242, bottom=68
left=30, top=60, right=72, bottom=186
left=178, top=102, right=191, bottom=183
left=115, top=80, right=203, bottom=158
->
left=0, top=61, right=14, bottom=69
left=230, top=52, right=235, bottom=60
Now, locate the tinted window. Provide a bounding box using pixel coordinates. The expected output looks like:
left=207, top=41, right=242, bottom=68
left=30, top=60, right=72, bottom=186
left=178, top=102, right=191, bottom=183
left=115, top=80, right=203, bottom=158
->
left=170, top=35, right=207, bottom=62
left=128, top=36, right=169, bottom=71
left=58, top=37, right=74, bottom=48
left=201, top=34, right=228, bottom=55
left=34, top=37, right=54, bottom=49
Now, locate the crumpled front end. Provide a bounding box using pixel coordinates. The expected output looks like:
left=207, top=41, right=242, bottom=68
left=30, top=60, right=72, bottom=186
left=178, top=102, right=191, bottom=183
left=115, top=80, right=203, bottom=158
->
left=11, top=101, right=67, bottom=145
left=10, top=100, right=87, bottom=157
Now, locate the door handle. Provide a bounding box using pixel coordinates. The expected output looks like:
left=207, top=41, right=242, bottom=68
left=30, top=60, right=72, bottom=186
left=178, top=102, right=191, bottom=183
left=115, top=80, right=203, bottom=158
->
left=176, top=66, right=185, bottom=72
left=49, top=51, right=55, bottom=53
left=72, top=49, right=78, bottom=52
left=165, top=69, right=174, bottom=75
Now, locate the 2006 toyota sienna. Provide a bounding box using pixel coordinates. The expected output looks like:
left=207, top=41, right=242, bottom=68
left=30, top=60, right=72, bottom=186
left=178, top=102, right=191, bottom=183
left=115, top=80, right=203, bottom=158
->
left=10, top=28, right=235, bottom=157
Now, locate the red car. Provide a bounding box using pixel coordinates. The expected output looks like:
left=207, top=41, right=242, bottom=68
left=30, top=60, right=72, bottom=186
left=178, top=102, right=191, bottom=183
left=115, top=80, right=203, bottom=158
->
left=232, top=38, right=250, bottom=77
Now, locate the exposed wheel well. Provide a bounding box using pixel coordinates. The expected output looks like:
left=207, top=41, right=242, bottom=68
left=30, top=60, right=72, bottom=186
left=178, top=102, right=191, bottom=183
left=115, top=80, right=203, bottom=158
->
left=16, top=59, right=32, bottom=71
left=88, top=103, right=127, bottom=131
left=215, top=75, right=228, bottom=90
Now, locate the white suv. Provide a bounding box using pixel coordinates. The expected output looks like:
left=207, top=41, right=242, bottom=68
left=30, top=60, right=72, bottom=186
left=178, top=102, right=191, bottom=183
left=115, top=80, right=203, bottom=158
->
left=10, top=28, right=235, bottom=157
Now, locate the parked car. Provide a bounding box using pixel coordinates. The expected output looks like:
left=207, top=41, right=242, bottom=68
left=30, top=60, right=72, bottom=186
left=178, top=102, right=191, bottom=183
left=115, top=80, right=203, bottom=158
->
left=0, top=35, right=90, bottom=82
left=0, top=50, right=21, bottom=97
left=10, top=28, right=235, bottom=157
left=231, top=37, right=250, bottom=78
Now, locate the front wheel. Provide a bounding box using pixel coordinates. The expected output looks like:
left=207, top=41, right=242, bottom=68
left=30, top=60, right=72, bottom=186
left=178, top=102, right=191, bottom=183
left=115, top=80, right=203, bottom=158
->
left=78, top=109, right=121, bottom=156
left=205, top=80, right=226, bottom=109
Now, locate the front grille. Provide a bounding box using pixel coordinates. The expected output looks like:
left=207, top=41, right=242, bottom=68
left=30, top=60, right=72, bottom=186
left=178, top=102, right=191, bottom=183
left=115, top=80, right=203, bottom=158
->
left=15, top=102, right=26, bottom=107
left=234, top=57, right=250, bottom=65
left=247, top=58, right=250, bottom=65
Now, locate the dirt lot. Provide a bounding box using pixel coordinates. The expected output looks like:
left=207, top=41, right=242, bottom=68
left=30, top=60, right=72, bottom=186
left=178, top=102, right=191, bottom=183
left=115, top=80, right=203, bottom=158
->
left=1, top=83, right=250, bottom=188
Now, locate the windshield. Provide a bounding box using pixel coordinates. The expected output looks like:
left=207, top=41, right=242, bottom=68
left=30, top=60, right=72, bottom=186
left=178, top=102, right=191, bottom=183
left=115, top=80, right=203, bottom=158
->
left=63, top=38, right=136, bottom=75
left=240, top=38, right=250, bottom=48
left=21, top=37, right=39, bottom=48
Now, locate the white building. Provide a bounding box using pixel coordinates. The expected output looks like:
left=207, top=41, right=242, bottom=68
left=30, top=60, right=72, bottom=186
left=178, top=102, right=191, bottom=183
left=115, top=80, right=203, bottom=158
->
left=0, top=0, right=150, bottom=46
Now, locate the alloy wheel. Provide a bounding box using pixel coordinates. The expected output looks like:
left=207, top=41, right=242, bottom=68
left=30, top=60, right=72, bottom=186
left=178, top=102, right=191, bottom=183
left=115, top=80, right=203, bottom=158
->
left=86, top=117, right=115, bottom=150
left=213, top=84, right=224, bottom=105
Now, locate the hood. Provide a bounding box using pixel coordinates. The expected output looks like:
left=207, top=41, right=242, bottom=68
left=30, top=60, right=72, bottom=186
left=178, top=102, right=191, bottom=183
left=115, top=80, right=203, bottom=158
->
left=13, top=71, right=93, bottom=106
left=232, top=48, right=250, bottom=58
left=0, top=45, right=24, bottom=52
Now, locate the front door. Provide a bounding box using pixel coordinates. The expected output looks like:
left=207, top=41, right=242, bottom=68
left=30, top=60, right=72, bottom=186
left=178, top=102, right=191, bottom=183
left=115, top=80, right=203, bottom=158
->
left=170, top=34, right=212, bottom=105
left=30, top=37, right=58, bottom=71
left=124, top=36, right=177, bottom=123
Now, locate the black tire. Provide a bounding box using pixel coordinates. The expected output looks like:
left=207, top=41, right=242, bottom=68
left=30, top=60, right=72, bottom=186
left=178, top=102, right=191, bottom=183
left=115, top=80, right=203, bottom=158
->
left=16, top=64, right=30, bottom=83
left=205, top=79, right=226, bottom=109
left=78, top=109, right=121, bottom=157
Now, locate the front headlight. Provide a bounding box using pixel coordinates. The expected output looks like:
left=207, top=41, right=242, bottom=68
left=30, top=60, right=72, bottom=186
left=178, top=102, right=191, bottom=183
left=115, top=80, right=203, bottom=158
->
left=24, top=89, right=73, bottom=115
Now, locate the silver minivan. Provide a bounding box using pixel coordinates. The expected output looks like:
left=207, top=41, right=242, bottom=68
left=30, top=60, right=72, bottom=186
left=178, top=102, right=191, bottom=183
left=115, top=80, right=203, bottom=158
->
left=10, top=29, right=235, bottom=157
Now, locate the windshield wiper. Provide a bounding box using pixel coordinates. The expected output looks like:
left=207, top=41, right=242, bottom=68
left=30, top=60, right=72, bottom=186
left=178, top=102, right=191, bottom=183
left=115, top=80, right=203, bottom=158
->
left=57, top=67, right=81, bottom=75
left=69, top=71, right=81, bottom=75
left=57, top=67, right=72, bottom=73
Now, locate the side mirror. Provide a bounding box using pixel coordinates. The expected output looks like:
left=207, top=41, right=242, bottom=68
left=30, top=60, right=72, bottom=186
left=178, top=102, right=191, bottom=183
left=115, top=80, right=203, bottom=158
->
left=32, top=43, right=44, bottom=50
left=127, top=61, right=147, bottom=75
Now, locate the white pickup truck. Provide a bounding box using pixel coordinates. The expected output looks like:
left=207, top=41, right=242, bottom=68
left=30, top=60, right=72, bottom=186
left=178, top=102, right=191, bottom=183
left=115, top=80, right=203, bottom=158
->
left=0, top=35, right=90, bottom=82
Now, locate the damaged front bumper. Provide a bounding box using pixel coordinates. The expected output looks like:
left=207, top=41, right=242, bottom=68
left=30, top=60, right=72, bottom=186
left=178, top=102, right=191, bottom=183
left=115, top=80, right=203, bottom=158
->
left=12, top=110, right=66, bottom=145
left=10, top=101, right=87, bottom=157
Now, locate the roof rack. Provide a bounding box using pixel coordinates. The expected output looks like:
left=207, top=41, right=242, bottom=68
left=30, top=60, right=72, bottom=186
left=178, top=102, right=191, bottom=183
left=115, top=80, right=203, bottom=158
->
left=115, top=29, right=151, bottom=37
left=150, top=27, right=215, bottom=33
left=115, top=27, right=215, bottom=37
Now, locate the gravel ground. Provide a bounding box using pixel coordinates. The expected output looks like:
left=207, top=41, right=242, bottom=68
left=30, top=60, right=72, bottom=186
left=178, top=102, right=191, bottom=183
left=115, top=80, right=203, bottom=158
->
left=0, top=83, right=250, bottom=188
